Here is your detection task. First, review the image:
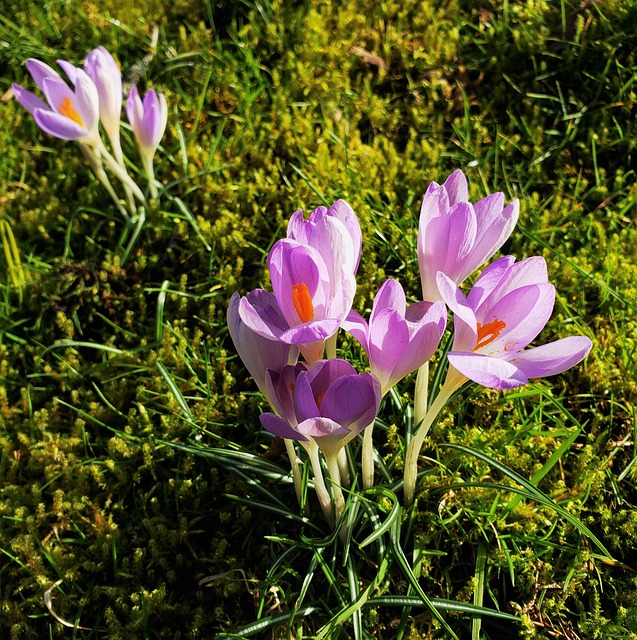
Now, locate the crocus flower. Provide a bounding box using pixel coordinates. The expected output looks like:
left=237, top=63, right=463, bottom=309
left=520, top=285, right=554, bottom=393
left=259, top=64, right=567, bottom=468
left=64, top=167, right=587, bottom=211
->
left=227, top=290, right=298, bottom=402
left=287, top=200, right=362, bottom=274
left=84, top=46, right=123, bottom=144
left=12, top=59, right=100, bottom=146
left=242, top=207, right=358, bottom=362
left=418, top=170, right=519, bottom=302
left=126, top=86, right=167, bottom=161
left=437, top=255, right=593, bottom=389
left=260, top=359, right=381, bottom=458
left=343, top=279, right=447, bottom=395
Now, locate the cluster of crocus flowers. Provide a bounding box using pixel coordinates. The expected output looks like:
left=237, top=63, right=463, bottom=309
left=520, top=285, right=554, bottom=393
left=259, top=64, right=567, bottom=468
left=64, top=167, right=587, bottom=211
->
left=12, top=46, right=167, bottom=220
left=229, top=170, right=593, bottom=527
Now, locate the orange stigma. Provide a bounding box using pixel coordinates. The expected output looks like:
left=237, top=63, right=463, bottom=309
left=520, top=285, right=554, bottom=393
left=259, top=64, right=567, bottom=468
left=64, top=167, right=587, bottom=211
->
left=475, top=318, right=506, bottom=351
left=292, top=282, right=314, bottom=323
left=59, top=97, right=85, bottom=127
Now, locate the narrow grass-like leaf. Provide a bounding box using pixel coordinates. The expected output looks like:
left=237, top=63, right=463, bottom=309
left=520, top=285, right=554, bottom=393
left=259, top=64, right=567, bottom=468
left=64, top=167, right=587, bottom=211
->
left=155, top=279, right=171, bottom=342
left=367, top=597, right=520, bottom=621
left=214, top=606, right=318, bottom=638
left=441, top=444, right=614, bottom=560
left=358, top=487, right=400, bottom=549
left=156, top=361, right=193, bottom=420
left=390, top=516, right=459, bottom=640
left=472, top=542, right=487, bottom=640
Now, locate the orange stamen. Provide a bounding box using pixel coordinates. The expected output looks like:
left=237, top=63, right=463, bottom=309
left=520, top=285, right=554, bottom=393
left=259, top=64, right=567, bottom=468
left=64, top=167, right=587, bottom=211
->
left=59, top=97, right=85, bottom=127
left=475, top=318, right=507, bottom=351
left=292, top=282, right=314, bottom=323
left=316, top=391, right=325, bottom=408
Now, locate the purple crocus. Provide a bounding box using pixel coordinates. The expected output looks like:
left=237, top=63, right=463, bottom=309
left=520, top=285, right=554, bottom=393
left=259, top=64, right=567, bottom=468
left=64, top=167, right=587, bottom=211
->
left=418, top=170, right=519, bottom=302
left=84, top=46, right=122, bottom=143
left=126, top=86, right=167, bottom=160
left=242, top=207, right=358, bottom=363
left=437, top=255, right=593, bottom=389
left=12, top=59, right=100, bottom=146
left=227, top=290, right=298, bottom=402
left=343, top=279, right=447, bottom=395
left=260, top=359, right=381, bottom=458
left=287, top=200, right=362, bottom=274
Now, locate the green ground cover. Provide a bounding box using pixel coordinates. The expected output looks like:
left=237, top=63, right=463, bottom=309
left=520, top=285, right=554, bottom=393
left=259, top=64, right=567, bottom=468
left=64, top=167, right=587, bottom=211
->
left=1, top=0, right=636, bottom=638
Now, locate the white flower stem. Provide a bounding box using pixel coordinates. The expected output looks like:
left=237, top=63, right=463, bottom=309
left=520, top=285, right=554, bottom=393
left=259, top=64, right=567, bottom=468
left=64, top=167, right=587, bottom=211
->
left=109, top=134, right=136, bottom=215
left=96, top=141, right=147, bottom=206
left=361, top=425, right=375, bottom=489
left=403, top=368, right=466, bottom=506
left=142, top=153, right=159, bottom=200
left=284, top=438, right=303, bottom=506
left=306, top=443, right=334, bottom=528
left=325, top=451, right=345, bottom=526
left=79, top=143, right=129, bottom=221
left=413, top=361, right=429, bottom=436
left=325, top=333, right=337, bottom=360
left=337, top=446, right=350, bottom=488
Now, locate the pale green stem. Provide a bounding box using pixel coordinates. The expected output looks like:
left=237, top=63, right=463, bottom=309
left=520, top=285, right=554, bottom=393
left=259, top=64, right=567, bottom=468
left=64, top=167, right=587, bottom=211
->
left=403, top=368, right=466, bottom=506
left=413, top=361, right=429, bottom=435
left=284, top=438, right=303, bottom=506
left=79, top=143, right=129, bottom=221
left=142, top=153, right=159, bottom=200
left=361, top=425, right=375, bottom=489
left=325, top=333, right=337, bottom=360
left=109, top=133, right=136, bottom=214
left=325, top=451, right=345, bottom=526
left=306, top=443, right=333, bottom=528
left=337, top=446, right=350, bottom=488
left=96, top=141, right=147, bottom=206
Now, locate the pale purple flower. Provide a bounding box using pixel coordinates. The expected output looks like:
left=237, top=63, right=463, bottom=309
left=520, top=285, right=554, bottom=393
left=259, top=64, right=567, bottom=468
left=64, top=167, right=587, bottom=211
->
left=260, top=359, right=381, bottom=457
left=287, top=200, right=362, bottom=274
left=126, top=86, right=167, bottom=160
left=343, top=279, right=447, bottom=395
left=84, top=46, right=122, bottom=141
left=241, top=207, right=358, bottom=362
left=12, top=58, right=100, bottom=146
left=418, top=170, right=519, bottom=302
left=437, top=255, right=593, bottom=389
left=227, top=291, right=298, bottom=404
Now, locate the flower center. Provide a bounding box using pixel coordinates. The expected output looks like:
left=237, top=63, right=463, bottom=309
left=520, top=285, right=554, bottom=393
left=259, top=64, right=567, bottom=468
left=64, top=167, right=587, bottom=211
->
left=475, top=317, right=506, bottom=351
left=292, top=282, right=314, bottom=323
left=59, top=97, right=85, bottom=127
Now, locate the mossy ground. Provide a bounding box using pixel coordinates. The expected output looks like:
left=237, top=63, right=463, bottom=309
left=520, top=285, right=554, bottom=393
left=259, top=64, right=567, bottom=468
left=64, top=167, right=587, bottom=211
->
left=1, top=0, right=636, bottom=638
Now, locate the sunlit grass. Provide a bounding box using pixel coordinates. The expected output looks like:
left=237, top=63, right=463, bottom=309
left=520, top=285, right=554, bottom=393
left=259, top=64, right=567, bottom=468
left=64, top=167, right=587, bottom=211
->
left=1, top=0, right=636, bottom=638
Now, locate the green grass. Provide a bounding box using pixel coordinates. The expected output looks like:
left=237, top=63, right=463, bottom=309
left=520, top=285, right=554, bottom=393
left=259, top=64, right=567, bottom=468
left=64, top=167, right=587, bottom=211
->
left=1, top=0, right=637, bottom=638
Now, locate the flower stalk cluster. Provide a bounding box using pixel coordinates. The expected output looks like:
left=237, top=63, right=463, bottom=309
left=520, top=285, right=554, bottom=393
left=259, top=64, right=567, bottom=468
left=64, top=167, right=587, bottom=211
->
left=13, top=46, right=167, bottom=221
left=230, top=173, right=592, bottom=524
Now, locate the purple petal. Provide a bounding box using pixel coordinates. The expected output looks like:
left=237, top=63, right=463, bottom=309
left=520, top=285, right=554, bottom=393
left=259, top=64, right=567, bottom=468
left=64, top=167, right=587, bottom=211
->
left=279, top=319, right=341, bottom=345
left=367, top=308, right=409, bottom=380
left=295, top=417, right=350, bottom=442
left=442, top=169, right=469, bottom=205
left=448, top=352, right=528, bottom=389
left=126, top=86, right=143, bottom=126
left=12, top=84, right=48, bottom=114
left=466, top=255, right=517, bottom=309
left=320, top=373, right=381, bottom=432
left=57, top=60, right=79, bottom=85
left=508, top=336, right=593, bottom=378
left=480, top=256, right=549, bottom=311
left=341, top=310, right=370, bottom=352
left=370, top=279, right=406, bottom=321
left=437, top=272, right=478, bottom=351
left=237, top=289, right=289, bottom=341
left=478, top=283, right=555, bottom=355
left=227, top=292, right=296, bottom=398
left=25, top=59, right=60, bottom=91
left=260, top=413, right=309, bottom=442
left=33, top=108, right=86, bottom=140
